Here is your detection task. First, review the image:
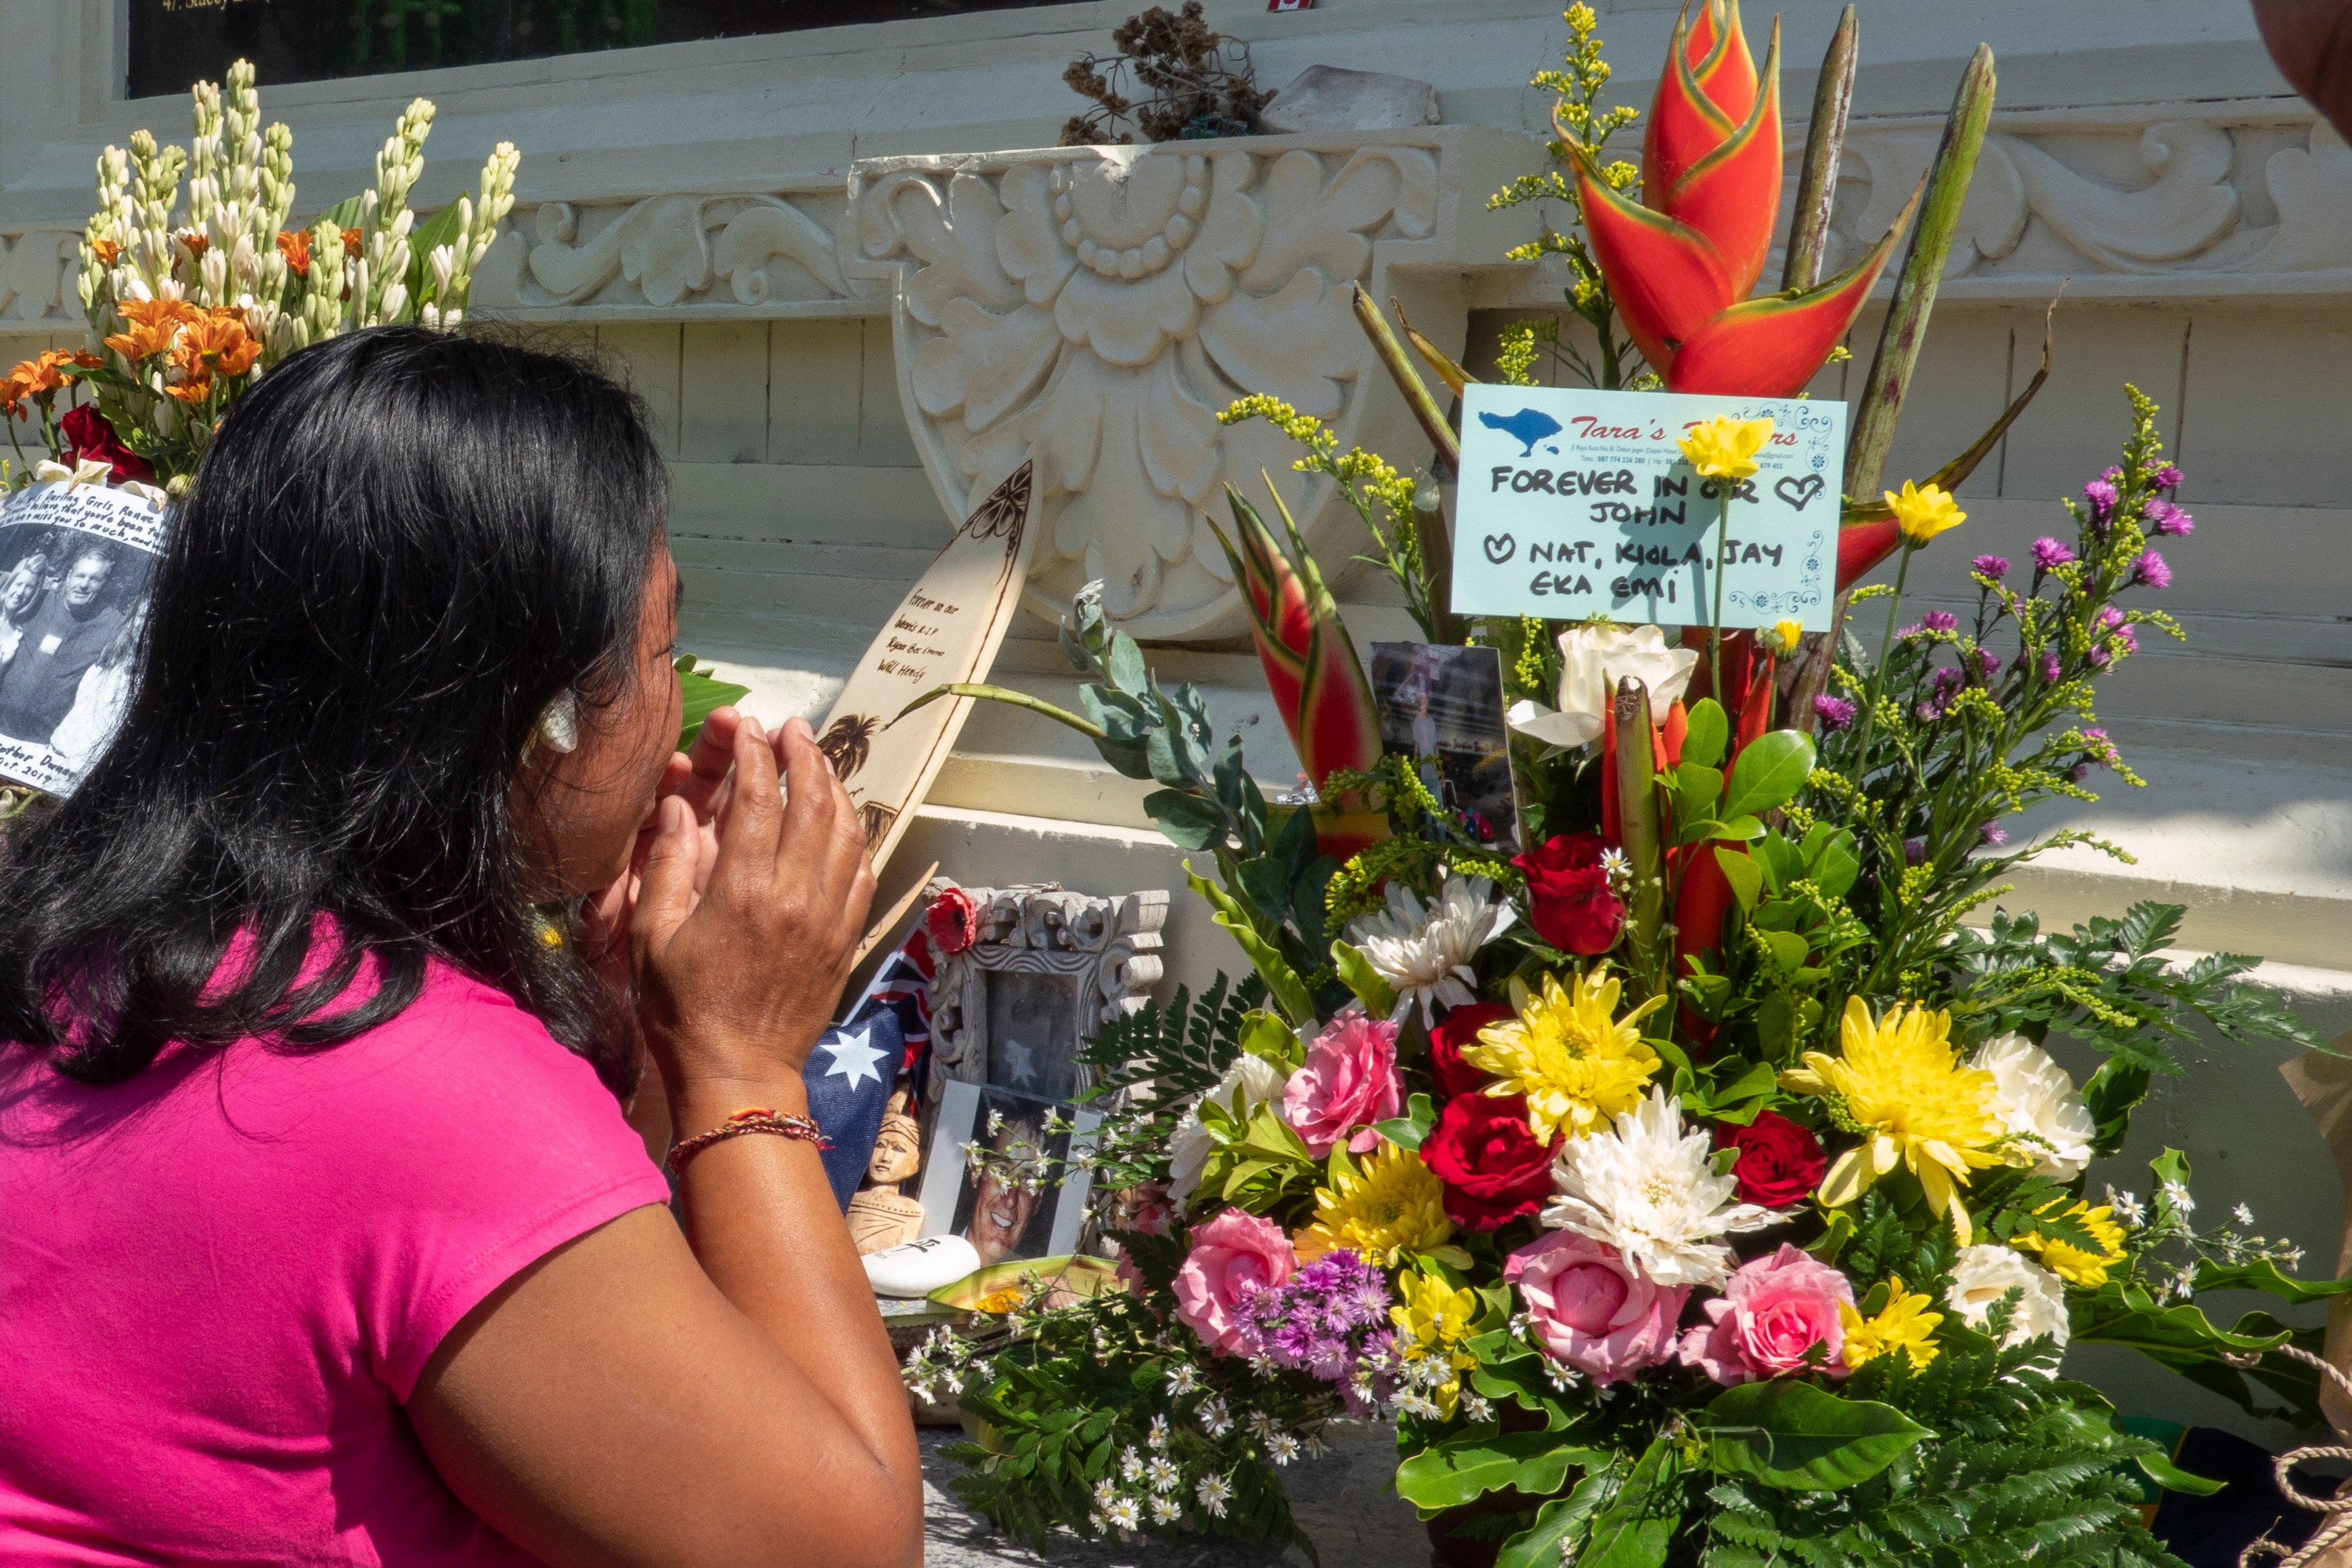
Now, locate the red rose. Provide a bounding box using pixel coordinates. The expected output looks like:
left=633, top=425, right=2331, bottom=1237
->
left=1428, top=1001, right=1512, bottom=1100
left=60, top=404, right=153, bottom=484
left=1422, top=1092, right=1559, bottom=1230
left=1716, top=1110, right=1827, bottom=1208
left=926, top=886, right=980, bottom=954
left=1514, top=832, right=1624, bottom=956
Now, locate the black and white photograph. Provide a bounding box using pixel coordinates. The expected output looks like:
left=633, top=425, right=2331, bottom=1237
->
left=0, top=480, right=166, bottom=796
left=914, top=1080, right=1099, bottom=1269
left=1369, top=640, right=1522, bottom=853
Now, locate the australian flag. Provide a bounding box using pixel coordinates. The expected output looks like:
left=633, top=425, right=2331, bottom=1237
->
left=800, top=931, right=933, bottom=1209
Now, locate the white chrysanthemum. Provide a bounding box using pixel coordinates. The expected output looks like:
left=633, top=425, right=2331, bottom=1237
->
left=1168, top=1052, right=1287, bottom=1202
left=1346, top=874, right=1514, bottom=1027
left=1973, top=1032, right=2095, bottom=1178
left=1945, top=1245, right=2071, bottom=1347
left=1540, top=1088, right=1775, bottom=1289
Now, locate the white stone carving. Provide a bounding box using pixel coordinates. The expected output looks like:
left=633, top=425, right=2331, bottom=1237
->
left=1815, top=110, right=2352, bottom=296
left=847, top=131, right=1532, bottom=637
left=0, top=229, right=82, bottom=323
left=468, top=185, right=875, bottom=318
left=925, top=878, right=1168, bottom=1109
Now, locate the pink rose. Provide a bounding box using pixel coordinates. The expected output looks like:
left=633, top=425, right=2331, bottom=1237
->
left=1281, top=1010, right=1403, bottom=1157
left=1505, top=1232, right=1688, bottom=1387
left=1679, top=1243, right=1855, bottom=1386
left=1173, top=1210, right=1297, bottom=1355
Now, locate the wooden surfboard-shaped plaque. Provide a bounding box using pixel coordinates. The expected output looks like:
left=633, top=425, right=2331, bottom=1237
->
left=813, top=461, right=1039, bottom=876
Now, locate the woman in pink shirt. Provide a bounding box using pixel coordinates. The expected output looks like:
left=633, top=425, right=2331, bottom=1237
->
left=0, top=328, right=920, bottom=1565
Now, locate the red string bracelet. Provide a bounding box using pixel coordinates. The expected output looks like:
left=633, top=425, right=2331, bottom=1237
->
left=665, top=1107, right=831, bottom=1174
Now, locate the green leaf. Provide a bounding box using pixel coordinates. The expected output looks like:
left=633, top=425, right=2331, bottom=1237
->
left=1721, top=730, right=1817, bottom=820
left=1145, top=788, right=1229, bottom=851
left=1710, top=813, right=1767, bottom=843
left=1374, top=1092, right=1438, bottom=1152
left=1696, top=1380, right=1929, bottom=1491
left=674, top=654, right=751, bottom=751
left=1579, top=1436, right=1678, bottom=1567
left=2194, top=1257, right=2352, bottom=1305
left=1394, top=1430, right=1604, bottom=1514
left=1715, top=845, right=1765, bottom=912
left=1681, top=698, right=1730, bottom=770
left=404, top=198, right=469, bottom=307
left=1751, top=830, right=1806, bottom=893
left=1239, top=1007, right=1305, bottom=1071
left=1332, top=939, right=1400, bottom=1018
left=1674, top=761, right=1725, bottom=816
left=1186, top=862, right=1316, bottom=1025
left=1759, top=929, right=1810, bottom=975
left=2135, top=1449, right=2226, bottom=1496
left=1494, top=1467, right=1616, bottom=1568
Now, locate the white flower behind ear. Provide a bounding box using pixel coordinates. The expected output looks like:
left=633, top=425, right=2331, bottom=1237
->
left=1346, top=874, right=1513, bottom=1027
left=1945, top=1245, right=2070, bottom=1348
left=1973, top=1033, right=2095, bottom=1178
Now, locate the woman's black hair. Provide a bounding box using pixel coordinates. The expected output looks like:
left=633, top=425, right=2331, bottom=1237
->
left=0, top=326, right=665, bottom=1094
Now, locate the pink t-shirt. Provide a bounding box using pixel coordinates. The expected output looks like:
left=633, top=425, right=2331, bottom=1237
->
left=0, top=960, right=673, bottom=1564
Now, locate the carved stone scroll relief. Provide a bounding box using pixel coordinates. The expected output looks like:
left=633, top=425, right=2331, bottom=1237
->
left=923, top=878, right=1168, bottom=1111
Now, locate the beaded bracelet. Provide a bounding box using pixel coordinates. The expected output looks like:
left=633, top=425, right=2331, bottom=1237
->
left=665, top=1107, right=831, bottom=1174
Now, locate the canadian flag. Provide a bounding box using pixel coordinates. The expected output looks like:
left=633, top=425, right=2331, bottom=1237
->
left=1268, top=0, right=1312, bottom=9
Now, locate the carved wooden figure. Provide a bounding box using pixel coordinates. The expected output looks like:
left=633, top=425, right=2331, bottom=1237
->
left=847, top=1088, right=929, bottom=1257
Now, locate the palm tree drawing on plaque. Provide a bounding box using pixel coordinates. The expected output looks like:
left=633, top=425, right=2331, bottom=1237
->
left=818, top=713, right=879, bottom=782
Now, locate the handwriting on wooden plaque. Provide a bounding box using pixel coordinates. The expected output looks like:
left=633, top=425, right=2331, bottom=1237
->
left=816, top=462, right=1038, bottom=874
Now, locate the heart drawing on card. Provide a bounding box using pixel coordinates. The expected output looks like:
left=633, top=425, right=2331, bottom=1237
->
left=1483, top=534, right=1516, bottom=564
left=1774, top=474, right=1825, bottom=511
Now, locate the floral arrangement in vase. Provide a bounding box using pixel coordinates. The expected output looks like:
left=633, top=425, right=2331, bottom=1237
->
left=895, top=7, right=2342, bottom=1567
left=0, top=58, right=517, bottom=492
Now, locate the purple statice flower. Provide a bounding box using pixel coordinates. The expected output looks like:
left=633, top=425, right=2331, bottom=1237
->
left=1980, top=820, right=2009, bottom=847
left=2132, top=550, right=2173, bottom=589
left=2145, top=498, right=2194, bottom=536
left=1922, top=610, right=1958, bottom=633
left=1904, top=838, right=1927, bottom=866
left=2154, top=464, right=2183, bottom=489
left=1972, top=554, right=2011, bottom=582
left=1814, top=694, right=1857, bottom=731
left=1232, top=1251, right=1396, bottom=1395
left=2081, top=478, right=2118, bottom=530
left=1915, top=665, right=1965, bottom=722
left=2033, top=537, right=2077, bottom=571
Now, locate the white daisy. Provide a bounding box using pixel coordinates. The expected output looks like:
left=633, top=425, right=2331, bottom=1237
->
left=1166, top=1363, right=1199, bottom=1397
left=1346, top=874, right=1515, bottom=1027
left=2234, top=1203, right=2255, bottom=1228
left=1459, top=1393, right=1494, bottom=1423
left=1145, top=1456, right=1180, bottom=1493
left=1973, top=1033, right=2095, bottom=1178
left=1147, top=1414, right=1170, bottom=1451
left=1268, top=1434, right=1302, bottom=1465
left=1247, top=1410, right=1279, bottom=1441
left=1105, top=1497, right=1142, bottom=1531
left=1195, top=1474, right=1233, bottom=1517
left=2160, top=1179, right=2194, bottom=1215
left=1149, top=1496, right=1182, bottom=1526
left=1540, top=1088, right=1775, bottom=1289
left=1945, top=1245, right=2070, bottom=1347
left=1167, top=1052, right=1287, bottom=1202
left=1119, top=1446, right=1144, bottom=1482
left=2105, top=1186, right=2146, bottom=1228
left=1198, top=1396, right=1233, bottom=1437
left=1093, top=1479, right=1122, bottom=1510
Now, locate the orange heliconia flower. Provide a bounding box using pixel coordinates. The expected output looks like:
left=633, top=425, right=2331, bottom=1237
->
left=275, top=228, right=313, bottom=277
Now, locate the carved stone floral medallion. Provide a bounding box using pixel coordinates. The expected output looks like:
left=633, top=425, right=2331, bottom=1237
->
left=849, top=137, right=1447, bottom=637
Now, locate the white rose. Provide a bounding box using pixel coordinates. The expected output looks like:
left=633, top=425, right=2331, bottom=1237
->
left=1506, top=624, right=1700, bottom=750
left=1167, top=1052, right=1287, bottom=1203
left=1946, top=1245, right=2071, bottom=1348
left=1973, top=1033, right=2095, bottom=1178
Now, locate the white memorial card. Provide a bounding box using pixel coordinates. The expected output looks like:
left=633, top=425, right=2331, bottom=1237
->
left=1452, top=384, right=1844, bottom=631
left=0, top=478, right=168, bottom=794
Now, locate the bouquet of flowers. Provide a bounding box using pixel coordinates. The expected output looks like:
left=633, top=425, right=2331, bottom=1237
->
left=0, top=58, right=517, bottom=492
left=900, top=7, right=2338, bottom=1565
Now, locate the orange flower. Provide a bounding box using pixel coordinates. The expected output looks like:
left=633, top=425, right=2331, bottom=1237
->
left=90, top=238, right=120, bottom=267
left=164, top=371, right=214, bottom=406
left=175, top=229, right=210, bottom=260
left=117, top=297, right=199, bottom=332
left=275, top=229, right=312, bottom=277
left=172, top=309, right=261, bottom=383
left=0, top=350, right=93, bottom=417
left=104, top=322, right=175, bottom=362
left=341, top=226, right=363, bottom=259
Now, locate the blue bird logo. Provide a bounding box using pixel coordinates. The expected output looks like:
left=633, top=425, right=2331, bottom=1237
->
left=1479, top=407, right=1564, bottom=458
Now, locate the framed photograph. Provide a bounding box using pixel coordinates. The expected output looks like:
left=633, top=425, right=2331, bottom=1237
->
left=1369, top=641, right=1522, bottom=852
left=916, top=1079, right=1101, bottom=1268
left=0, top=482, right=167, bottom=795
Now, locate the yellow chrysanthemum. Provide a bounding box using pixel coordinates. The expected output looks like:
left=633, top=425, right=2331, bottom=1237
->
left=2010, top=1198, right=2127, bottom=1287
left=1294, top=1144, right=1454, bottom=1266
left=1780, top=997, right=2004, bottom=1243
left=1840, top=1276, right=1943, bottom=1370
left=1390, top=1269, right=1481, bottom=1418
left=1678, top=416, right=1773, bottom=481
left=1467, top=968, right=1664, bottom=1142
left=1886, top=480, right=1966, bottom=545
